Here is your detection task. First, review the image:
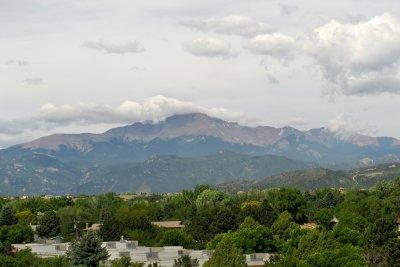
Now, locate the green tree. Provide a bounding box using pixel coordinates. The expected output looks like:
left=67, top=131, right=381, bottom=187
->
left=15, top=210, right=36, bottom=224
left=99, top=209, right=122, bottom=241
left=207, top=217, right=276, bottom=254
left=160, top=230, right=195, bottom=248
left=67, top=231, right=109, bottom=267
left=111, top=256, right=134, bottom=267
left=314, top=208, right=334, bottom=229
left=174, top=255, right=199, bottom=267
left=267, top=188, right=306, bottom=222
left=58, top=206, right=93, bottom=241
left=204, top=237, right=246, bottom=267
left=195, top=189, right=227, bottom=210
left=0, top=224, right=34, bottom=244
left=36, top=210, right=60, bottom=238
left=0, top=206, right=17, bottom=226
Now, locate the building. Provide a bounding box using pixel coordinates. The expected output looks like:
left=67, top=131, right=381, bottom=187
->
left=13, top=240, right=210, bottom=266
left=12, top=239, right=274, bottom=266
left=246, top=253, right=274, bottom=267
left=300, top=222, right=319, bottom=230
left=152, top=221, right=185, bottom=229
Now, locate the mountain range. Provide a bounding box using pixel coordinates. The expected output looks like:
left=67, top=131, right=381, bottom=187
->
left=0, top=112, right=400, bottom=195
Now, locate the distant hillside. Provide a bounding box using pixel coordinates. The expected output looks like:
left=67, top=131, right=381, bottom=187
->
left=72, top=151, right=314, bottom=194
left=0, top=153, right=82, bottom=195
left=217, top=163, right=400, bottom=193
left=0, top=151, right=313, bottom=195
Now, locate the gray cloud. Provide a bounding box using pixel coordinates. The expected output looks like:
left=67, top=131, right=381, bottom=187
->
left=280, top=4, right=298, bottom=16
left=5, top=60, right=29, bottom=67
left=83, top=39, right=144, bottom=54
left=182, top=37, right=233, bottom=58
left=22, top=77, right=45, bottom=85
left=180, top=15, right=274, bottom=38
left=306, top=13, right=400, bottom=95
left=267, top=74, right=279, bottom=84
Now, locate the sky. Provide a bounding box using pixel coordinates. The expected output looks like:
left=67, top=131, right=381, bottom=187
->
left=1, top=0, right=400, bottom=147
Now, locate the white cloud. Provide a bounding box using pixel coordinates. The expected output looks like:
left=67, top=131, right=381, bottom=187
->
left=327, top=113, right=378, bottom=143
left=0, top=95, right=255, bottom=143
left=22, top=77, right=45, bottom=85
left=83, top=39, right=144, bottom=54
left=182, top=37, right=233, bottom=58
left=306, top=13, right=400, bottom=95
left=244, top=33, right=296, bottom=61
left=180, top=15, right=274, bottom=38
left=287, top=117, right=308, bottom=126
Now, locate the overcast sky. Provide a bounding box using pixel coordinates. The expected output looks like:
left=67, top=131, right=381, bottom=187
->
left=1, top=0, right=400, bottom=147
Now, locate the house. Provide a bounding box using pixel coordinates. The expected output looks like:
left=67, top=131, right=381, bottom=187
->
left=395, top=217, right=400, bottom=231
left=300, top=222, right=319, bottom=230
left=246, top=253, right=274, bottom=267
left=152, top=221, right=185, bottom=229
left=330, top=216, right=339, bottom=227
left=12, top=240, right=211, bottom=266
left=83, top=223, right=102, bottom=232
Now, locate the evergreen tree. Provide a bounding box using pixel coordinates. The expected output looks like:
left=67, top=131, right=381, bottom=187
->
left=67, top=231, right=109, bottom=267
left=0, top=206, right=17, bottom=227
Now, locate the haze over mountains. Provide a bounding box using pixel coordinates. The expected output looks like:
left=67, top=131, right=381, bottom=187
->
left=0, top=113, right=400, bottom=195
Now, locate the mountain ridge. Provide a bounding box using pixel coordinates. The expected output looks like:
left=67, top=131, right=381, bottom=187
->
left=10, top=113, right=400, bottom=166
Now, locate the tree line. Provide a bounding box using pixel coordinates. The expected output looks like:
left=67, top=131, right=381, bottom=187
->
left=1, top=179, right=400, bottom=266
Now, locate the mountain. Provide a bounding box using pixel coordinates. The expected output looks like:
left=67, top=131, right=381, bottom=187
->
left=4, top=113, right=400, bottom=166
left=0, top=112, right=400, bottom=195
left=0, top=151, right=312, bottom=195
left=217, top=163, right=400, bottom=193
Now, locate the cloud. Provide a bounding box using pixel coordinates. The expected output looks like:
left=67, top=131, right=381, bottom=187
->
left=22, top=77, right=45, bottom=85
left=267, top=74, right=279, bottom=84
left=0, top=95, right=255, bottom=142
left=180, top=15, right=274, bottom=38
left=182, top=37, right=233, bottom=58
left=327, top=113, right=379, bottom=143
left=287, top=117, right=309, bottom=127
left=306, top=13, right=400, bottom=95
left=83, top=39, right=144, bottom=54
left=244, top=33, right=296, bottom=61
left=280, top=4, right=298, bottom=16
left=4, top=60, right=29, bottom=67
